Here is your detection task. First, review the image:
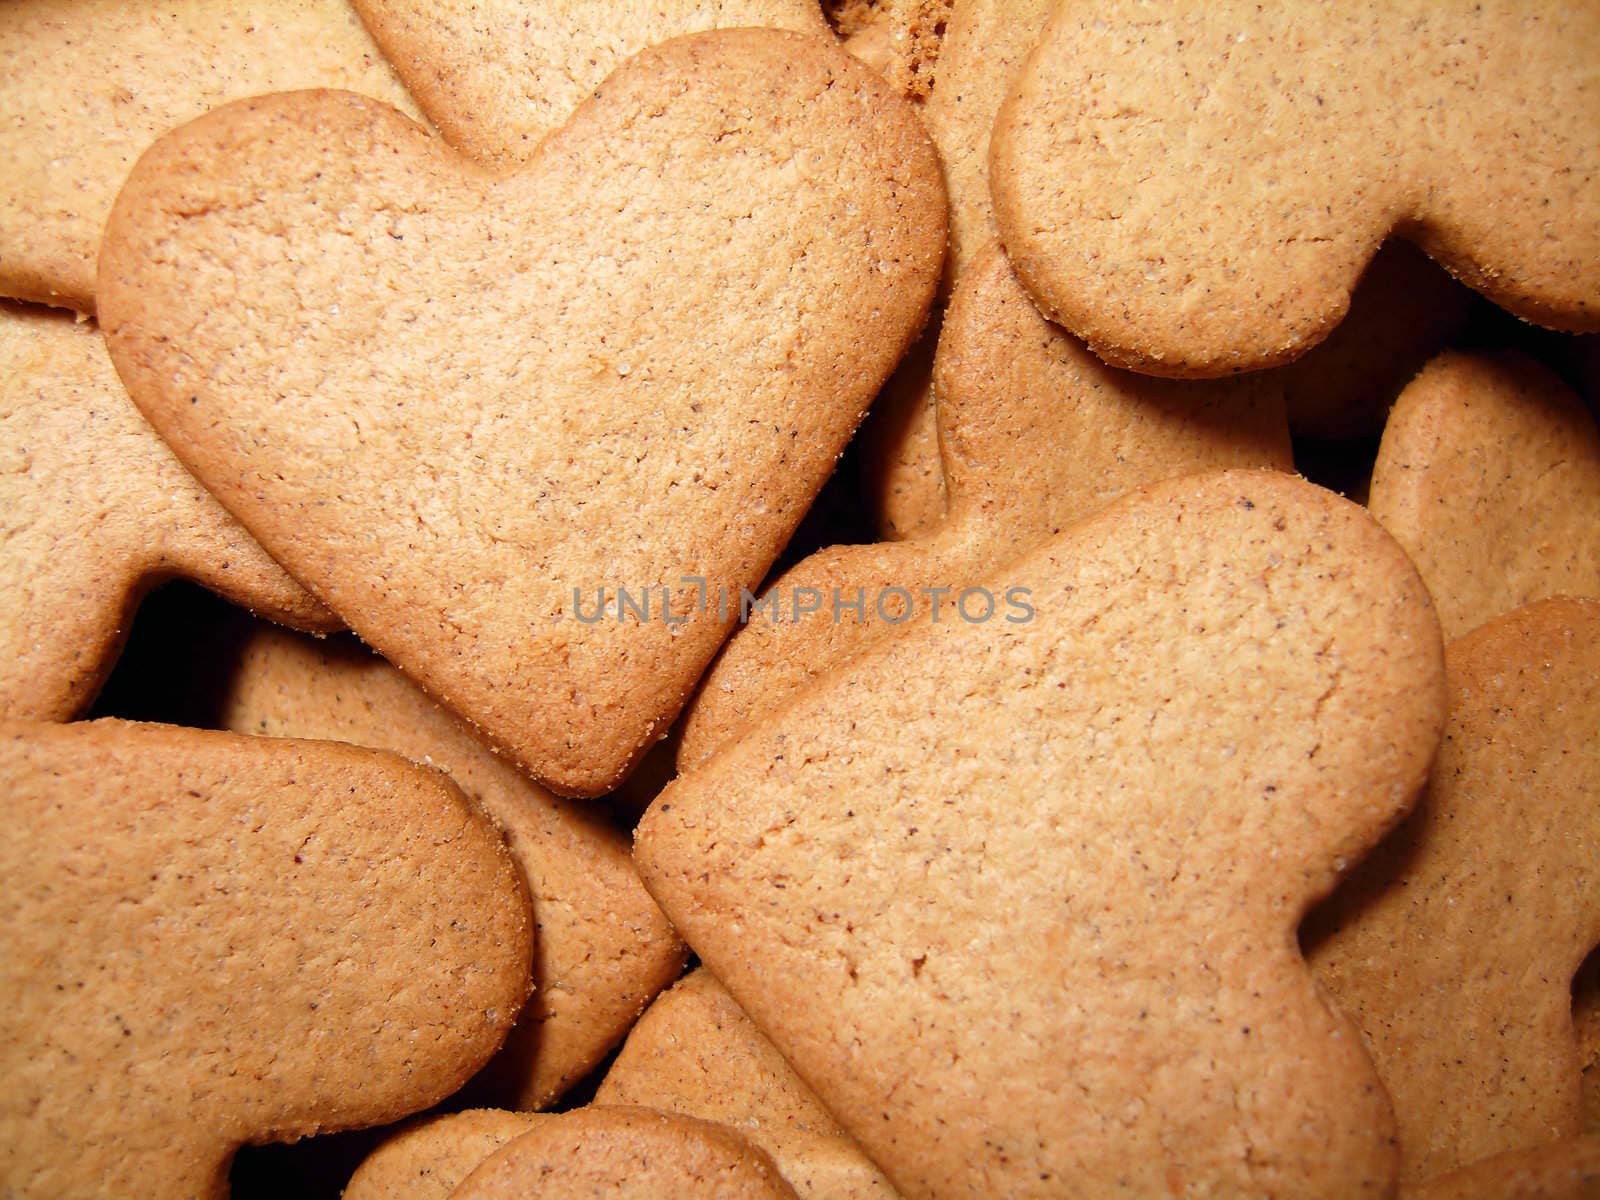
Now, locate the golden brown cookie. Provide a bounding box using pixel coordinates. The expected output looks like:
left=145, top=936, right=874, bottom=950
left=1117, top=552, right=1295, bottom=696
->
left=1306, top=598, right=1600, bottom=1185
left=1401, top=1137, right=1600, bottom=1200
left=200, top=618, right=686, bottom=1109
left=990, top=2, right=1600, bottom=378
left=678, top=241, right=1290, bottom=765
left=1367, top=351, right=1600, bottom=641
left=823, top=0, right=950, bottom=99
left=922, top=0, right=1051, bottom=290
left=344, top=1110, right=545, bottom=1200
left=858, top=322, right=945, bottom=541
left=857, top=0, right=1052, bottom=542
left=596, top=968, right=898, bottom=1199
left=452, top=1106, right=800, bottom=1199
left=352, top=0, right=832, bottom=169
left=99, top=29, right=945, bottom=797
left=0, top=718, right=532, bottom=1200
left=0, top=0, right=419, bottom=313
left=0, top=301, right=337, bottom=722
left=640, top=469, right=1446, bottom=1198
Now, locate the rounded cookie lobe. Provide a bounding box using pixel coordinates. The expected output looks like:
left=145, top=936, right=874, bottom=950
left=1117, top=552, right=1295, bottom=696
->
left=352, top=0, right=833, bottom=168
left=991, top=2, right=1600, bottom=378
left=640, top=469, right=1446, bottom=1199
left=0, top=301, right=338, bottom=722
left=344, top=1109, right=547, bottom=1200
left=99, top=28, right=946, bottom=797
left=596, top=967, right=899, bottom=1199
left=1366, top=350, right=1600, bottom=641
left=0, top=719, right=533, bottom=1200
left=201, top=618, right=687, bottom=1110
left=0, top=0, right=420, bottom=313
left=452, top=1105, right=800, bottom=1199
left=1307, top=599, right=1600, bottom=1184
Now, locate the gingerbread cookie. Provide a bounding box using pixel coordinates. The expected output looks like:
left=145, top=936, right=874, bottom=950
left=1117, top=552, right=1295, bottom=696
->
left=1402, top=1137, right=1600, bottom=1200
left=991, top=2, right=1600, bottom=378
left=823, top=0, right=950, bottom=100
left=0, top=0, right=419, bottom=313
left=99, top=29, right=945, bottom=796
left=197, top=617, right=686, bottom=1109
left=858, top=0, right=1052, bottom=542
left=0, top=301, right=336, bottom=722
left=858, top=323, right=944, bottom=541
left=452, top=1106, right=799, bottom=1199
left=678, top=242, right=1290, bottom=765
left=596, top=968, right=898, bottom=1199
left=352, top=0, right=832, bottom=168
left=1306, top=598, right=1600, bottom=1184
left=640, top=469, right=1445, bottom=1197
left=0, top=718, right=532, bottom=1199
left=1367, top=350, right=1600, bottom=640
left=345, top=1110, right=544, bottom=1200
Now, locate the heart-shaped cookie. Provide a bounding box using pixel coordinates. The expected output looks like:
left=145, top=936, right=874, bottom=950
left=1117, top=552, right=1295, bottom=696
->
left=1, top=718, right=532, bottom=1199
left=639, top=469, right=1446, bottom=1198
left=990, top=2, right=1600, bottom=377
left=99, top=29, right=945, bottom=796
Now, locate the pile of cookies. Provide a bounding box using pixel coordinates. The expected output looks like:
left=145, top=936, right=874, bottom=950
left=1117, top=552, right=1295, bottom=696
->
left=4, top=3, right=1599, bottom=1197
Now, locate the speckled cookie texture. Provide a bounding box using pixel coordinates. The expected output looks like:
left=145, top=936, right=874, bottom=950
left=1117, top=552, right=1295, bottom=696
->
left=0, top=718, right=533, bottom=1200
left=0, top=301, right=336, bottom=723
left=678, top=241, right=1291, bottom=765
left=352, top=0, right=832, bottom=168
left=1305, top=598, right=1600, bottom=1186
left=1401, top=1137, right=1600, bottom=1200
left=1367, top=351, right=1600, bottom=641
left=639, top=469, right=1446, bottom=1198
left=99, top=28, right=945, bottom=797
left=990, top=1, right=1600, bottom=378
left=344, top=1110, right=545, bottom=1200
left=596, top=967, right=899, bottom=1199
left=858, top=0, right=1051, bottom=543
left=0, top=0, right=419, bottom=313
left=922, top=0, right=1051, bottom=289
left=201, top=619, right=686, bottom=1110
left=452, top=1106, right=800, bottom=1199
left=824, top=0, right=950, bottom=100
